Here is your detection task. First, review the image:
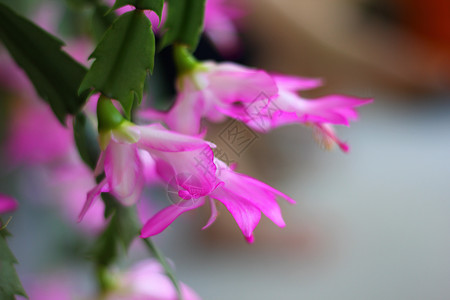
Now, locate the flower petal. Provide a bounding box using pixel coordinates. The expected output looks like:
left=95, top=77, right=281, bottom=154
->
left=137, top=123, right=212, bottom=152
left=78, top=178, right=108, bottom=222
left=140, top=198, right=205, bottom=237
left=0, top=195, right=18, bottom=214
left=202, top=198, right=219, bottom=230
left=104, top=141, right=142, bottom=204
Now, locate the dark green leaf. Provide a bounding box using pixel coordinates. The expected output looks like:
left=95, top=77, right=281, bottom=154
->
left=73, top=112, right=101, bottom=170
left=79, top=10, right=155, bottom=118
left=0, top=225, right=27, bottom=299
left=91, top=197, right=140, bottom=266
left=91, top=4, right=117, bottom=41
left=160, top=0, right=206, bottom=51
left=112, top=0, right=164, bottom=17
left=0, top=3, right=88, bottom=124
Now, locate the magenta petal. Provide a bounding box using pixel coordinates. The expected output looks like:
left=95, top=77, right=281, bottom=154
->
left=140, top=198, right=205, bottom=238
left=212, top=188, right=261, bottom=239
left=152, top=145, right=218, bottom=198
left=202, top=198, right=219, bottom=230
left=273, top=74, right=323, bottom=91
left=78, top=178, right=109, bottom=222
left=0, top=195, right=18, bottom=214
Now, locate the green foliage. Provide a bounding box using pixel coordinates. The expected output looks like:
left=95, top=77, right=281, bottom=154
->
left=0, top=3, right=89, bottom=124
left=73, top=113, right=101, bottom=170
left=79, top=10, right=155, bottom=118
left=0, top=225, right=27, bottom=299
left=111, top=0, right=164, bottom=17
left=160, top=0, right=206, bottom=51
left=91, top=4, right=118, bottom=41
left=91, top=196, right=140, bottom=266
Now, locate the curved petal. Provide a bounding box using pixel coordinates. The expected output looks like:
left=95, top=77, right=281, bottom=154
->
left=136, top=123, right=211, bottom=152
left=104, top=142, right=142, bottom=204
left=202, top=198, right=219, bottom=230
left=78, top=178, right=109, bottom=222
left=140, top=198, right=205, bottom=237
left=211, top=187, right=261, bottom=240
left=205, top=62, right=279, bottom=103
left=165, top=86, right=205, bottom=135
left=152, top=145, right=219, bottom=198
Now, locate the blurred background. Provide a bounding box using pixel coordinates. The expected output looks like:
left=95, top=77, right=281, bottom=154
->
left=1, top=0, right=450, bottom=299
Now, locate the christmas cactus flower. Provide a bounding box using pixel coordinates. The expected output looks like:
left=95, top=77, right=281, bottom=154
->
left=141, top=46, right=278, bottom=135
left=203, top=0, right=244, bottom=56
left=141, top=159, right=295, bottom=243
left=0, top=194, right=18, bottom=214
left=221, top=74, right=373, bottom=151
left=78, top=97, right=217, bottom=221
left=104, top=259, right=201, bottom=300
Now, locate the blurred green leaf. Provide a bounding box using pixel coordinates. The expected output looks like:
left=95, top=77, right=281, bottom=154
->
left=0, top=3, right=89, bottom=124
left=91, top=4, right=117, bottom=41
left=160, top=0, right=206, bottom=51
left=112, top=0, right=164, bottom=17
left=73, top=112, right=101, bottom=170
left=0, top=225, right=27, bottom=299
left=79, top=10, right=155, bottom=118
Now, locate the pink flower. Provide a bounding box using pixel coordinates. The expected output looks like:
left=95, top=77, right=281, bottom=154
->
left=219, top=74, right=373, bottom=152
left=0, top=194, right=18, bottom=214
left=203, top=0, right=245, bottom=56
left=78, top=119, right=217, bottom=222
left=141, top=59, right=278, bottom=136
left=6, top=102, right=74, bottom=165
left=141, top=159, right=295, bottom=243
left=105, top=259, right=201, bottom=300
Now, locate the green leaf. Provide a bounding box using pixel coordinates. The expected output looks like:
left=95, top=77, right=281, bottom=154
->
left=112, top=0, right=164, bottom=18
left=91, top=197, right=140, bottom=266
left=160, top=0, right=206, bottom=51
left=91, top=4, right=118, bottom=42
left=0, top=226, right=28, bottom=299
left=79, top=10, right=155, bottom=118
left=73, top=112, right=101, bottom=170
left=0, top=3, right=88, bottom=124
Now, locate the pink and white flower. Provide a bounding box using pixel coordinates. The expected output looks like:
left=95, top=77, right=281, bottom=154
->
left=105, top=259, right=201, bottom=300
left=141, top=59, right=278, bottom=136
left=221, top=74, right=373, bottom=151
left=0, top=194, right=18, bottom=214
left=141, top=159, right=295, bottom=243
left=78, top=116, right=217, bottom=221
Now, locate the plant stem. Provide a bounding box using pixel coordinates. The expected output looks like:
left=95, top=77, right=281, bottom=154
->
left=143, top=238, right=184, bottom=300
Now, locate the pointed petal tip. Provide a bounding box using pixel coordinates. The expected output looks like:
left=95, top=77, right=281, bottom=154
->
left=245, top=234, right=255, bottom=244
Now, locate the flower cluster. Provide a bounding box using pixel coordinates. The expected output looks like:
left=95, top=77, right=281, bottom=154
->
left=0, top=0, right=372, bottom=298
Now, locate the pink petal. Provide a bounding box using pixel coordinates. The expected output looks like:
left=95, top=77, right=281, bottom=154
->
left=152, top=145, right=219, bottom=199
left=140, top=198, right=205, bottom=237
left=202, top=198, right=219, bottom=230
left=78, top=178, right=109, bottom=222
left=165, top=87, right=206, bottom=135
left=272, top=74, right=323, bottom=91
left=211, top=188, right=261, bottom=239
left=136, top=123, right=210, bottom=152
left=0, top=195, right=18, bottom=214
left=206, top=62, right=279, bottom=103
left=104, top=142, right=142, bottom=204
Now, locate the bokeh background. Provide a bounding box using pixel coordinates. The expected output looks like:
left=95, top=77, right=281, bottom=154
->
left=1, top=0, right=450, bottom=299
